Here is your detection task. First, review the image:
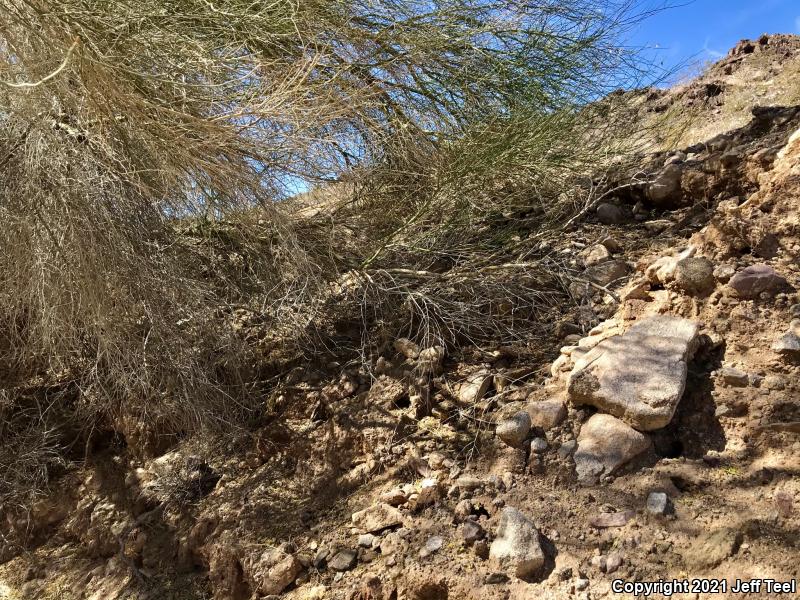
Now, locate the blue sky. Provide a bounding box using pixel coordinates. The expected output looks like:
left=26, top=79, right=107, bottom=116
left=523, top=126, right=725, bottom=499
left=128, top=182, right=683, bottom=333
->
left=627, top=0, right=800, bottom=72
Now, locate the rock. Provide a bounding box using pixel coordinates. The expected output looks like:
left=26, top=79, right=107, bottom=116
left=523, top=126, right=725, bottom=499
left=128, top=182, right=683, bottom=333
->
left=575, top=578, right=590, bottom=591
left=255, top=550, right=304, bottom=596
left=379, top=488, right=407, bottom=506
left=526, top=400, right=567, bottom=431
left=673, top=256, right=715, bottom=296
left=379, top=532, right=405, bottom=556
left=413, top=478, right=439, bottom=508
left=588, top=510, right=635, bottom=528
left=646, top=492, right=673, bottom=515
left=567, top=316, right=700, bottom=431
left=369, top=376, right=408, bottom=408
left=754, top=233, right=780, bottom=259
left=621, top=278, right=651, bottom=301
left=530, top=438, right=548, bottom=453
left=485, top=572, right=510, bottom=584
left=458, top=370, right=493, bottom=404
left=728, top=264, right=787, bottom=298
left=357, top=534, right=375, bottom=548
left=328, top=549, right=357, bottom=572
left=454, top=476, right=486, bottom=493
left=713, top=264, right=736, bottom=283
left=605, top=552, right=623, bottom=574
left=773, top=332, right=800, bottom=356
left=665, top=151, right=686, bottom=165
left=489, top=507, right=545, bottom=580
left=642, top=219, right=671, bottom=233
left=590, top=553, right=606, bottom=570
left=574, top=414, right=650, bottom=483
left=474, top=539, right=490, bottom=560
left=496, top=412, right=531, bottom=448
left=557, top=321, right=582, bottom=337
left=647, top=163, right=683, bottom=207
left=596, top=203, right=624, bottom=224
left=585, top=259, right=630, bottom=287
left=601, top=237, right=623, bottom=253
left=720, top=367, right=749, bottom=387
left=775, top=491, right=793, bottom=518
left=351, top=504, right=404, bottom=533
left=454, top=499, right=475, bottom=521
left=646, top=247, right=695, bottom=285
left=418, top=345, right=445, bottom=373
left=581, top=244, right=611, bottom=267
left=461, top=520, right=485, bottom=545
left=764, top=375, right=786, bottom=391
left=419, top=536, right=444, bottom=558
left=557, top=440, right=577, bottom=459
left=682, top=528, right=742, bottom=569
left=312, top=548, right=330, bottom=569
left=393, top=338, right=420, bottom=359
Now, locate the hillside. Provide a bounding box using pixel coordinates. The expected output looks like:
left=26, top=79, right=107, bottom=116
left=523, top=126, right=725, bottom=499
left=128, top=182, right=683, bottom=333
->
left=2, top=33, right=800, bottom=600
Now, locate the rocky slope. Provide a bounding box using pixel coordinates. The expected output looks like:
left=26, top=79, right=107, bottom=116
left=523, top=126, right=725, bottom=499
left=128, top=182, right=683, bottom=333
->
left=2, top=35, right=800, bottom=600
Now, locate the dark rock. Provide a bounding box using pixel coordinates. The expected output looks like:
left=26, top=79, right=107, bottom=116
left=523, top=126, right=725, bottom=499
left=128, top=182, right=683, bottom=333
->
left=328, top=549, right=358, bottom=572
left=596, top=203, right=624, bottom=224
left=728, top=264, right=787, bottom=298
left=754, top=233, right=780, bottom=259
left=312, top=548, right=330, bottom=569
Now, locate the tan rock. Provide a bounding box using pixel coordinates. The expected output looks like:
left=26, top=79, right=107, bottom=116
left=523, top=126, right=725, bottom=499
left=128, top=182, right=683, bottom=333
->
left=574, top=414, right=650, bottom=483
left=351, top=503, right=404, bottom=533
left=489, top=507, right=545, bottom=580
left=525, top=400, right=567, bottom=431
left=567, top=316, right=700, bottom=431
left=457, top=370, right=492, bottom=404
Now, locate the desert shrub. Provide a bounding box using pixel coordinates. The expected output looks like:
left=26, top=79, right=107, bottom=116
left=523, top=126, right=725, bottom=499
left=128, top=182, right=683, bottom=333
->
left=0, top=0, right=662, bottom=502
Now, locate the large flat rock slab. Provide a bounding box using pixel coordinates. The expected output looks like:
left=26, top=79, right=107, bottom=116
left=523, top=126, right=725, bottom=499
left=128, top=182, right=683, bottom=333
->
left=567, top=316, right=700, bottom=431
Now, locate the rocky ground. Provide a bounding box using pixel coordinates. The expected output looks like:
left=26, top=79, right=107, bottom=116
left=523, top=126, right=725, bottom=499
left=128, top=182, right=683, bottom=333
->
left=2, top=35, right=800, bottom=600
